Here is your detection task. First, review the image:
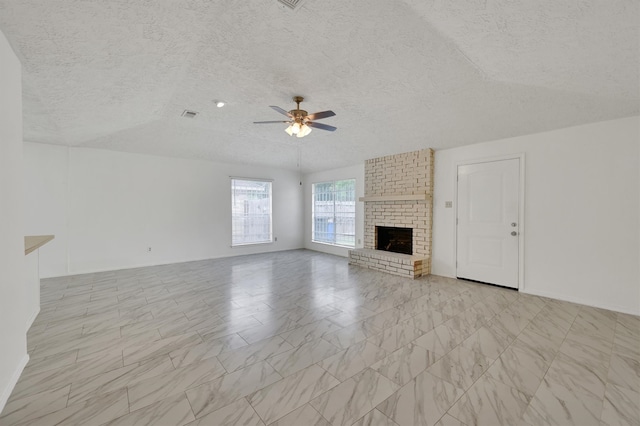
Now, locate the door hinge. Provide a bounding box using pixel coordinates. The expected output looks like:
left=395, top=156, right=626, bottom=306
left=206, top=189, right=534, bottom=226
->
left=456, top=218, right=458, bottom=225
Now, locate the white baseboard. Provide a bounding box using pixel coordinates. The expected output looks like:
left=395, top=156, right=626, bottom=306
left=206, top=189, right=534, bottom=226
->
left=44, top=247, right=306, bottom=278
left=429, top=273, right=639, bottom=316
left=305, top=243, right=351, bottom=258
left=0, top=353, right=29, bottom=414
left=521, top=288, right=640, bottom=316
left=25, top=307, right=40, bottom=332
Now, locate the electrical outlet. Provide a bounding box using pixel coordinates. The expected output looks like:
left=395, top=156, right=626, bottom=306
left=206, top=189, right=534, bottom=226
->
left=445, top=201, right=453, bottom=208
left=147, top=247, right=152, bottom=252
left=274, top=237, right=278, bottom=242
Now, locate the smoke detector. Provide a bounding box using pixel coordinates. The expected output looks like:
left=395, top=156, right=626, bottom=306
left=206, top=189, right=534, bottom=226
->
left=181, top=110, right=199, bottom=118
left=277, top=0, right=309, bottom=11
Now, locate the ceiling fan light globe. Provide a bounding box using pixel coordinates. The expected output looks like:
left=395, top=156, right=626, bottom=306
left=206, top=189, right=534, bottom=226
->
left=285, top=125, right=294, bottom=136
left=298, top=124, right=312, bottom=137
left=292, top=122, right=301, bottom=134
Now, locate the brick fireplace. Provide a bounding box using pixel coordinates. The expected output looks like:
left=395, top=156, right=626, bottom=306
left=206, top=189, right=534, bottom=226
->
left=349, top=149, right=434, bottom=278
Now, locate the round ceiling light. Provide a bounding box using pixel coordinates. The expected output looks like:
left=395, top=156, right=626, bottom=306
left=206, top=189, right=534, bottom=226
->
left=215, top=101, right=225, bottom=108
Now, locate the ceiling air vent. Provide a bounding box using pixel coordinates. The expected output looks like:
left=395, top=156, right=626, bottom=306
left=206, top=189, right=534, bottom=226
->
left=277, top=0, right=309, bottom=11
left=181, top=110, right=198, bottom=118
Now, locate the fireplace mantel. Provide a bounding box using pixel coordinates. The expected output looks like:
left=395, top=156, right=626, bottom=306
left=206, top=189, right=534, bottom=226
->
left=358, top=192, right=431, bottom=202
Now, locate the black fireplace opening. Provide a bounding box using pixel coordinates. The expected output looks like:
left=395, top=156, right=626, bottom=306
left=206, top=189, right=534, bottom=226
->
left=376, top=226, right=413, bottom=255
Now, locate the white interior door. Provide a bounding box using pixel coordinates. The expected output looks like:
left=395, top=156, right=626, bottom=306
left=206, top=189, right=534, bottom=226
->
left=456, top=158, right=520, bottom=288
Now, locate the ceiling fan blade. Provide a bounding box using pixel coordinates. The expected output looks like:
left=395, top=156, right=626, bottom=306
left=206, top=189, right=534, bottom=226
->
left=269, top=106, right=293, bottom=118
left=306, top=110, right=336, bottom=121
left=253, top=120, right=290, bottom=124
left=307, top=121, right=337, bottom=132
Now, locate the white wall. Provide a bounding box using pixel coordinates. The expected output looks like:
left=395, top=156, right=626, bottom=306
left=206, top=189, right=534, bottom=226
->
left=433, top=116, right=640, bottom=315
left=23, top=143, right=68, bottom=277
left=23, top=144, right=304, bottom=276
left=0, top=29, right=29, bottom=413
left=304, top=164, right=365, bottom=257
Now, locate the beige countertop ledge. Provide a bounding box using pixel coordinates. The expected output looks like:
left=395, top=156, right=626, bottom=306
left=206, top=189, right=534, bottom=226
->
left=25, top=235, right=55, bottom=255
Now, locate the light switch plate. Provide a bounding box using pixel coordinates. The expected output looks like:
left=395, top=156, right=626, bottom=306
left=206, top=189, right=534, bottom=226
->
left=445, top=201, right=453, bottom=208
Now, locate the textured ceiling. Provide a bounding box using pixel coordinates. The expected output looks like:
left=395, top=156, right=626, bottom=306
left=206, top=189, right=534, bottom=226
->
left=0, top=0, right=638, bottom=172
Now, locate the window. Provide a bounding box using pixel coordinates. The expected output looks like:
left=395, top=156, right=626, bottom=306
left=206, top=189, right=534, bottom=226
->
left=231, top=178, right=272, bottom=246
left=312, top=179, right=356, bottom=247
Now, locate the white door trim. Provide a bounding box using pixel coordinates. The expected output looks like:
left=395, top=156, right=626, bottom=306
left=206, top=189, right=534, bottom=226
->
left=454, top=153, right=526, bottom=291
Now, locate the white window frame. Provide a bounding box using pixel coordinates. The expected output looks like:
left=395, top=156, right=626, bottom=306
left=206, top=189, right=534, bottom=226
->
left=231, top=177, right=273, bottom=246
left=312, top=179, right=356, bottom=248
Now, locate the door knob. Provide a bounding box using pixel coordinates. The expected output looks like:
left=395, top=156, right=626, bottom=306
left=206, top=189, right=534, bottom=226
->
left=511, top=223, right=517, bottom=227
left=511, top=231, right=518, bottom=236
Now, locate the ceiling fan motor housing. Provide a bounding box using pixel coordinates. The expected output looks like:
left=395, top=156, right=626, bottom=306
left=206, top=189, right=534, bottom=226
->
left=290, top=109, right=308, bottom=122
left=290, top=96, right=307, bottom=122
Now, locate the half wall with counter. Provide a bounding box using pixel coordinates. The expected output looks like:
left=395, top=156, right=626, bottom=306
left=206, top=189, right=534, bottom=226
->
left=24, top=235, right=54, bottom=331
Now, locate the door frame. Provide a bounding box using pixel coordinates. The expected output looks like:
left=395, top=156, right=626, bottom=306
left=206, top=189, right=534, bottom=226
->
left=454, top=153, right=526, bottom=290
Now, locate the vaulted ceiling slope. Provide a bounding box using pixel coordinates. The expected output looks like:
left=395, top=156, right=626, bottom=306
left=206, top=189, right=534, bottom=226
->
left=0, top=0, right=637, bottom=172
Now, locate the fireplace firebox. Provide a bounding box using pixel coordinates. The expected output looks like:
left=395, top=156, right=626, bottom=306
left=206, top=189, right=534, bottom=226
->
left=376, top=226, right=413, bottom=255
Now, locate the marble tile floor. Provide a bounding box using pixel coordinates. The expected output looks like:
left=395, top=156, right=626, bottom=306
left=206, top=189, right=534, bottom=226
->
left=1, top=249, right=638, bottom=426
